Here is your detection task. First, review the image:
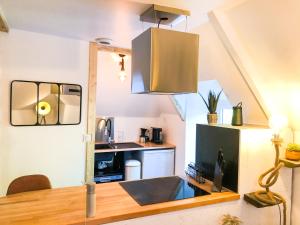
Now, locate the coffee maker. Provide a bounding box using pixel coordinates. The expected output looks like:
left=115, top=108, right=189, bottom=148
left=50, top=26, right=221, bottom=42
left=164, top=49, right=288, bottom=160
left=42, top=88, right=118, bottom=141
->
left=139, top=128, right=149, bottom=143
left=151, top=127, right=163, bottom=144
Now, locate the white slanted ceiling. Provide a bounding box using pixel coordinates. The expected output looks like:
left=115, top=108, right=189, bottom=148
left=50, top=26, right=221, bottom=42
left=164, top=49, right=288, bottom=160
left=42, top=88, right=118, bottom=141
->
left=210, top=0, right=300, bottom=129
left=192, top=22, right=268, bottom=125
left=0, top=0, right=234, bottom=47
left=0, top=0, right=149, bottom=48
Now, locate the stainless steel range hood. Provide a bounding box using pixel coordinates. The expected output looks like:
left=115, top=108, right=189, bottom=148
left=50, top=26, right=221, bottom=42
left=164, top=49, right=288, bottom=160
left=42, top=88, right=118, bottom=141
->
left=131, top=4, right=199, bottom=94
left=131, top=27, right=199, bottom=94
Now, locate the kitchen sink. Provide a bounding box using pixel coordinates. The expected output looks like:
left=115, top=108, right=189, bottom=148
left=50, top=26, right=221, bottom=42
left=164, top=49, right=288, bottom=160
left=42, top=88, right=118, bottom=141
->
left=95, top=142, right=143, bottom=150
left=110, top=142, right=143, bottom=149
left=95, top=143, right=111, bottom=149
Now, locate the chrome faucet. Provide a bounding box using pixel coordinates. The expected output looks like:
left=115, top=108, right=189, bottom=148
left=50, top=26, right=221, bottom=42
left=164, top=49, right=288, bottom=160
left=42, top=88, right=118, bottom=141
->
left=96, top=118, right=114, bottom=143
left=105, top=119, right=114, bottom=144
left=97, top=118, right=106, bottom=130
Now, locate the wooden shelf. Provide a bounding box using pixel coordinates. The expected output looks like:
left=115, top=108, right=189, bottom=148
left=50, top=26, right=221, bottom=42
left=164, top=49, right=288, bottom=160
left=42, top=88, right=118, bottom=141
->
left=280, top=158, right=300, bottom=168
left=244, top=192, right=282, bottom=208
left=200, top=123, right=269, bottom=130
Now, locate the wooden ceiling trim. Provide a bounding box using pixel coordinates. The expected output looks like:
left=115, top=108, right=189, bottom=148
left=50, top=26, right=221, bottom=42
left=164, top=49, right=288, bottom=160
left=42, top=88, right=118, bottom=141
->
left=96, top=44, right=131, bottom=55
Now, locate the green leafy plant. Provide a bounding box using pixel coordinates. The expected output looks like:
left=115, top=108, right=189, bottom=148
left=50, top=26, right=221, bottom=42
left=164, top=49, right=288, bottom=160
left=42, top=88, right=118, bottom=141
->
left=220, top=214, right=242, bottom=225
left=200, top=90, right=222, bottom=114
left=287, top=143, right=300, bottom=152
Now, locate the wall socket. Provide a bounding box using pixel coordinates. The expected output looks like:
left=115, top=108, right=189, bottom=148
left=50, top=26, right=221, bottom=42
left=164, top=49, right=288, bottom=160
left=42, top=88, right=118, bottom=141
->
left=83, top=134, right=92, bottom=143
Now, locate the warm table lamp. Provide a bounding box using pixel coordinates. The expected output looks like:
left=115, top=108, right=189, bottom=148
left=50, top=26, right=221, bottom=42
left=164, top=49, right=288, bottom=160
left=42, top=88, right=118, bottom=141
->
left=36, top=101, right=51, bottom=125
left=254, top=114, right=288, bottom=225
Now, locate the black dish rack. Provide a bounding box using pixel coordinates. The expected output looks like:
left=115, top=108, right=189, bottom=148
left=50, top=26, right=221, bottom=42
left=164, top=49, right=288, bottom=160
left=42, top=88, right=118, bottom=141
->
left=185, top=162, right=205, bottom=184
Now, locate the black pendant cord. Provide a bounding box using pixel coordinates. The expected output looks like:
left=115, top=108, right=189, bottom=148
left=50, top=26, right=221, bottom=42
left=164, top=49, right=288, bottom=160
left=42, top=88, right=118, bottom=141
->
left=157, top=17, right=168, bottom=28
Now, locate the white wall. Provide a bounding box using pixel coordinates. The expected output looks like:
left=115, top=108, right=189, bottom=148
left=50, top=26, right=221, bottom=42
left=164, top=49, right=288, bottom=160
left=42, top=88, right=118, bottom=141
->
left=0, top=29, right=88, bottom=196
left=0, top=36, right=4, bottom=194
left=113, top=116, right=161, bottom=142
left=295, top=131, right=300, bottom=143
left=222, top=0, right=300, bottom=130
left=159, top=113, right=186, bottom=176
left=192, top=22, right=268, bottom=125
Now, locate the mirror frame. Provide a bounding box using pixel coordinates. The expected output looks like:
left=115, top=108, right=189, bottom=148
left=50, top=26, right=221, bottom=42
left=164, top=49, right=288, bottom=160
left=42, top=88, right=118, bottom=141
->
left=10, top=80, right=82, bottom=126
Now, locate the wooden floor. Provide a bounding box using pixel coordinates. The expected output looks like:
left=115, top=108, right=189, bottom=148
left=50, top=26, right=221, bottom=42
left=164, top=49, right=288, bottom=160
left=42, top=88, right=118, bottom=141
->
left=0, top=177, right=240, bottom=225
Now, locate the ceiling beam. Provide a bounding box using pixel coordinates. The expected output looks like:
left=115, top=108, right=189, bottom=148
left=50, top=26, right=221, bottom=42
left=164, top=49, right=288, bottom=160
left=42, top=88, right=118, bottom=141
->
left=0, top=7, right=9, bottom=33
left=96, top=44, right=131, bottom=55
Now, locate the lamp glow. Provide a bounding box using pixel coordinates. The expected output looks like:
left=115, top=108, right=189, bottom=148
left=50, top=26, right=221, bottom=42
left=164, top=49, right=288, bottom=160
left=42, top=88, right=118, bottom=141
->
left=118, top=53, right=127, bottom=82
left=119, top=70, right=126, bottom=82
left=269, top=114, right=288, bottom=137
left=36, top=101, right=51, bottom=116
left=111, top=53, right=120, bottom=62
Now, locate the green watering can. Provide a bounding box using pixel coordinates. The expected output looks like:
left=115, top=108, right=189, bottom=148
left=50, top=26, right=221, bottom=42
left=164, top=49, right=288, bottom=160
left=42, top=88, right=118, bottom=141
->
left=232, top=102, right=243, bottom=126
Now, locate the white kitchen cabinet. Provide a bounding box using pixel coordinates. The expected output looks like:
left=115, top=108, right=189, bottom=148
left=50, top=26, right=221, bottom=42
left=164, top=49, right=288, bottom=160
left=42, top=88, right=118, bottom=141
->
left=137, top=149, right=175, bottom=179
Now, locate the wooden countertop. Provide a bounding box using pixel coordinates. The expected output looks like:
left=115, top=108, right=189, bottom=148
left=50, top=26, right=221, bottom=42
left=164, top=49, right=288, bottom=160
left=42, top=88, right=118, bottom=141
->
left=0, top=177, right=240, bottom=225
left=95, top=142, right=176, bottom=153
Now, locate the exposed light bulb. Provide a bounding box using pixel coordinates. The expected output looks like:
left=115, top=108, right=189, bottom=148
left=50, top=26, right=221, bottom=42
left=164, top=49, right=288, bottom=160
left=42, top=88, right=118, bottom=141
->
left=123, top=55, right=129, bottom=61
left=119, top=70, right=126, bottom=82
left=111, top=53, right=120, bottom=62
left=269, top=114, right=288, bottom=137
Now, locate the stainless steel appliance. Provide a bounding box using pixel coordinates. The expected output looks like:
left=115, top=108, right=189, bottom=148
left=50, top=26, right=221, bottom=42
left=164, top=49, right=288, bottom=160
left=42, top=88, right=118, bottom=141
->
left=131, top=5, right=199, bottom=94
left=95, top=117, right=114, bottom=143
left=131, top=27, right=199, bottom=94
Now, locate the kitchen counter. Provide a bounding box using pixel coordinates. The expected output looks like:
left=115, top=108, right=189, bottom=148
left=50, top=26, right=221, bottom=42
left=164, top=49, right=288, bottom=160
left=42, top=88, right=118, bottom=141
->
left=95, top=142, right=175, bottom=153
left=0, top=177, right=240, bottom=225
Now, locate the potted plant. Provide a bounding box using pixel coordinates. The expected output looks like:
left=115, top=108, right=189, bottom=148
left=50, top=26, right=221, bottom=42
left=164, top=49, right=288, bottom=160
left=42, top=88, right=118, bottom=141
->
left=200, top=90, right=222, bottom=125
left=220, top=214, right=242, bottom=225
left=286, top=143, right=300, bottom=161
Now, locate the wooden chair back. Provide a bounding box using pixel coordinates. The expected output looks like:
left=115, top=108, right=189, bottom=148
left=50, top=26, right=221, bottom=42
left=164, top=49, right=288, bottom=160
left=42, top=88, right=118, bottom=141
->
left=6, top=174, right=51, bottom=195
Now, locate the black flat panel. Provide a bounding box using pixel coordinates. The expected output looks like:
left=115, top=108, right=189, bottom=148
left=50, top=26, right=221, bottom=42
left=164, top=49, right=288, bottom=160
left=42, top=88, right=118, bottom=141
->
left=244, top=192, right=282, bottom=208
left=195, top=124, right=240, bottom=192
left=120, top=176, right=210, bottom=206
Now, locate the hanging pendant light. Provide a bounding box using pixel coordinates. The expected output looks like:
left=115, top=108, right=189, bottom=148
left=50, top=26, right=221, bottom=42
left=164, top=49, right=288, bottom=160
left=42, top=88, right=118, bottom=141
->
left=118, top=54, right=126, bottom=82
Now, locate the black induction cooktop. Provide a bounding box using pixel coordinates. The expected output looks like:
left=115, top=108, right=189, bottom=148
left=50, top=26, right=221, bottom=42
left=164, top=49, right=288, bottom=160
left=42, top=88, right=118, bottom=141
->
left=119, top=176, right=210, bottom=206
